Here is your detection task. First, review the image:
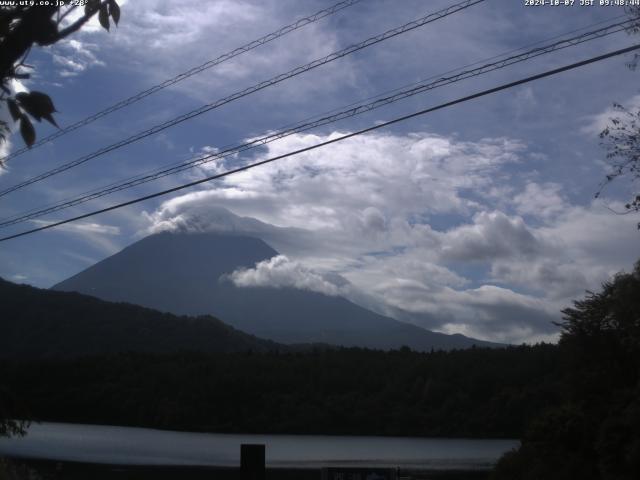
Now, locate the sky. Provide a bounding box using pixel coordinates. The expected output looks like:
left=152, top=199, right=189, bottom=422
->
left=1, top=0, right=639, bottom=344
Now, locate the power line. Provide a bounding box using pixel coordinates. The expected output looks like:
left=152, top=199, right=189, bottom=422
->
left=1, top=43, right=638, bottom=244
left=265, top=14, right=630, bottom=133
left=0, top=17, right=631, bottom=229
left=22, top=6, right=619, bottom=227
left=0, top=0, right=364, bottom=165
left=0, top=0, right=485, bottom=198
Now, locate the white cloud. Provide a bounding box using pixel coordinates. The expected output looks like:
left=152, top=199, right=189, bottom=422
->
left=65, top=0, right=358, bottom=103
left=538, top=201, right=640, bottom=271
left=435, top=285, right=561, bottom=344
left=30, top=220, right=121, bottom=236
left=490, top=260, right=588, bottom=301
left=51, top=39, right=106, bottom=78
left=487, top=202, right=640, bottom=298
left=440, top=211, right=541, bottom=262
left=228, top=255, right=342, bottom=297
left=158, top=131, right=522, bottom=233
left=139, top=130, right=640, bottom=344
left=31, top=220, right=122, bottom=255
left=513, top=182, right=567, bottom=221
left=144, top=200, right=281, bottom=236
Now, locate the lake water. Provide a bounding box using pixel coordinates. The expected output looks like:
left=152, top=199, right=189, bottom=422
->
left=0, top=422, right=519, bottom=470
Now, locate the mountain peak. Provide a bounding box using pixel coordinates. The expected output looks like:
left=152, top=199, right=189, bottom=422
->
left=148, top=205, right=279, bottom=238
left=53, top=230, right=499, bottom=351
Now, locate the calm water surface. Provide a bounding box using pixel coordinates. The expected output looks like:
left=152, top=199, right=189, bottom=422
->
left=0, top=422, right=519, bottom=470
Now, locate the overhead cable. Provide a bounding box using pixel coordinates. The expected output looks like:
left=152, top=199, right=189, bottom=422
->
left=1, top=43, right=638, bottom=243
left=0, top=0, right=485, bottom=198
left=0, top=0, right=365, bottom=164
left=0, top=17, right=631, bottom=228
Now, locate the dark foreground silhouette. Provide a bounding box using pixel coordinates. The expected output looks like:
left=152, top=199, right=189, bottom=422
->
left=492, top=262, right=640, bottom=480
left=1, top=344, right=559, bottom=439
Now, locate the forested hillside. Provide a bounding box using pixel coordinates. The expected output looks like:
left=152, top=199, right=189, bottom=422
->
left=1, top=345, right=561, bottom=439
left=0, top=278, right=281, bottom=358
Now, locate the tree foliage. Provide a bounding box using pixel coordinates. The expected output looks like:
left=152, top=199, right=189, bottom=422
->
left=493, top=262, right=640, bottom=480
left=0, top=384, right=28, bottom=444
left=0, top=0, right=119, bottom=158
left=597, top=7, right=640, bottom=227
left=0, top=390, right=27, bottom=438
left=0, top=345, right=562, bottom=439
left=598, top=103, right=640, bottom=226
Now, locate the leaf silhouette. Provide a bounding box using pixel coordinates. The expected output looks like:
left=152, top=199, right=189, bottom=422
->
left=98, top=4, right=110, bottom=31
left=7, top=98, right=22, bottom=121
left=109, top=0, right=120, bottom=25
left=19, top=117, right=36, bottom=148
left=15, top=91, right=57, bottom=126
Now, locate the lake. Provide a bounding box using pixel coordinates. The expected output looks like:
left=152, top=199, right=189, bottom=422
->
left=0, top=422, right=518, bottom=471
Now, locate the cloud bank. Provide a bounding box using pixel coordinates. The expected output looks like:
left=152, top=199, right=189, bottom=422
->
left=141, top=129, right=640, bottom=344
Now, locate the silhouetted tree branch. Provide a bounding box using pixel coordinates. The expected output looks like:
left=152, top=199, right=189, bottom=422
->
left=597, top=7, right=640, bottom=228
left=597, top=103, right=640, bottom=225
left=0, top=0, right=119, bottom=159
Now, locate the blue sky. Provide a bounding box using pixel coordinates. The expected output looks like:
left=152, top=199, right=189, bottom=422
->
left=1, top=0, right=639, bottom=343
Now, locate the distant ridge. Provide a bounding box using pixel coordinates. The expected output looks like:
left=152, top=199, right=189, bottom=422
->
left=53, top=217, right=500, bottom=351
left=0, top=277, right=282, bottom=359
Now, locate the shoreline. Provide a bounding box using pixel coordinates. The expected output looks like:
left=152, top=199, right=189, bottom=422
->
left=3, top=457, right=494, bottom=480
left=0, top=422, right=516, bottom=473
left=6, top=419, right=520, bottom=441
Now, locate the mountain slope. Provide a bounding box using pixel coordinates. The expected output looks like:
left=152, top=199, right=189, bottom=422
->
left=53, top=231, right=499, bottom=350
left=0, top=278, right=281, bottom=359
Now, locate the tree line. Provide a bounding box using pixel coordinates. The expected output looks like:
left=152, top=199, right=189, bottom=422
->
left=1, top=344, right=561, bottom=439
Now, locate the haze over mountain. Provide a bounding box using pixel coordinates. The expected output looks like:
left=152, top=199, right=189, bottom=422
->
left=53, top=226, right=499, bottom=351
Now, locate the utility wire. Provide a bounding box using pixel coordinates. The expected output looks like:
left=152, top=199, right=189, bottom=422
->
left=0, top=16, right=629, bottom=226
left=260, top=14, right=630, bottom=134
left=0, top=0, right=364, bottom=165
left=0, top=0, right=485, bottom=198
left=0, top=17, right=631, bottom=229
left=1, top=43, right=638, bottom=243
